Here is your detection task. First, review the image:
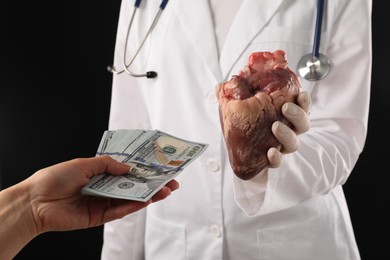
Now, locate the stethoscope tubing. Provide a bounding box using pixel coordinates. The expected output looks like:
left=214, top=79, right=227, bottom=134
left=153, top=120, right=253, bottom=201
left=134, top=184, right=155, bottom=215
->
left=312, top=0, right=324, bottom=58
left=110, top=0, right=330, bottom=81
left=108, top=0, right=169, bottom=78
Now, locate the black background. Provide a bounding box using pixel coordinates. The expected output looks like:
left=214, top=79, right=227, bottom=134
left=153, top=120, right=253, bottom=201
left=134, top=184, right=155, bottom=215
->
left=0, top=1, right=388, bottom=259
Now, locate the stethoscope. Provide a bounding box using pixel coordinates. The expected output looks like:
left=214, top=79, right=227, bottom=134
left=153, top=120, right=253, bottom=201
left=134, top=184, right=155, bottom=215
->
left=107, top=0, right=169, bottom=78
left=297, top=0, right=331, bottom=81
left=108, top=0, right=330, bottom=82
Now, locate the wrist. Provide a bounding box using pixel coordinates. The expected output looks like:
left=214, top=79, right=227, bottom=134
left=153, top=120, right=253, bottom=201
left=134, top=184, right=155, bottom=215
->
left=0, top=180, right=38, bottom=259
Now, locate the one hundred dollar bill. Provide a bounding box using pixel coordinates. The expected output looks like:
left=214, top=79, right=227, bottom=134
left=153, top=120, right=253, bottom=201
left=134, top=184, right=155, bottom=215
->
left=81, top=129, right=208, bottom=202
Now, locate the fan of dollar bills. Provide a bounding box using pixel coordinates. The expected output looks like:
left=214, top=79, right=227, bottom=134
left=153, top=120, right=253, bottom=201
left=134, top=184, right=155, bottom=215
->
left=81, top=129, right=208, bottom=202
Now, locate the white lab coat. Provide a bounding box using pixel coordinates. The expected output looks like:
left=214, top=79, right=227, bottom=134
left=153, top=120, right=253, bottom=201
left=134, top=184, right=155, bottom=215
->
left=102, top=0, right=372, bottom=259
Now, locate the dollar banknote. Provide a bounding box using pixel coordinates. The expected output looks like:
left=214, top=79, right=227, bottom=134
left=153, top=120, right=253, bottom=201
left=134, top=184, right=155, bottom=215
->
left=81, top=129, right=208, bottom=202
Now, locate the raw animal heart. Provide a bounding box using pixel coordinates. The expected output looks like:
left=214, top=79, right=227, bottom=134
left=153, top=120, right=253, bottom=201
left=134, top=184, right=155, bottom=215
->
left=218, top=50, right=302, bottom=180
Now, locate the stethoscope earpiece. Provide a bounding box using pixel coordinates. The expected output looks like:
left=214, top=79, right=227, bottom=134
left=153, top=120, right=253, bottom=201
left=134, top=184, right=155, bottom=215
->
left=107, top=65, right=117, bottom=74
left=146, top=71, right=158, bottom=78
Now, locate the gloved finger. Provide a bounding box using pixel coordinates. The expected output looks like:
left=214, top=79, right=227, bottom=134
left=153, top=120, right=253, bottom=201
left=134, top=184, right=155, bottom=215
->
left=297, top=90, right=311, bottom=113
left=267, top=147, right=283, bottom=168
left=281, top=102, right=310, bottom=135
left=272, top=121, right=300, bottom=154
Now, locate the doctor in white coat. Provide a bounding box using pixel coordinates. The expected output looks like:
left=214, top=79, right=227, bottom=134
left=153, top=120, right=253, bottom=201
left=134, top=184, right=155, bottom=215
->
left=101, top=0, right=372, bottom=259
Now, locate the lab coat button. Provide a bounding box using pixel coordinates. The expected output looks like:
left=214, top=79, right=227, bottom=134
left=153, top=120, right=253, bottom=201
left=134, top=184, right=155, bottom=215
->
left=207, top=91, right=218, bottom=104
left=207, top=159, right=220, bottom=172
left=210, top=225, right=222, bottom=238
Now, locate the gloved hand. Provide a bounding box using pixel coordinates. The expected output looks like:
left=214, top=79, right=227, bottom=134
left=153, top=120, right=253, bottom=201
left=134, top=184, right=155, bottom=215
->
left=267, top=91, right=311, bottom=168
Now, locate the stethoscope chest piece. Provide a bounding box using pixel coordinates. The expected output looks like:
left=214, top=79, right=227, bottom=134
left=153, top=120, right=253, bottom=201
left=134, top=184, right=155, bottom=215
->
left=297, top=0, right=331, bottom=81
left=297, top=53, right=331, bottom=81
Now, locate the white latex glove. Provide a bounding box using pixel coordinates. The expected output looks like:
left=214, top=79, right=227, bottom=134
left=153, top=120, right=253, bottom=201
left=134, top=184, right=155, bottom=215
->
left=267, top=91, right=311, bottom=168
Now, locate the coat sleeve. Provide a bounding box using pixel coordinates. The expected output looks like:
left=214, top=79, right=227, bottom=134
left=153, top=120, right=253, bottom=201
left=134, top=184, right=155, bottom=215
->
left=232, top=0, right=373, bottom=216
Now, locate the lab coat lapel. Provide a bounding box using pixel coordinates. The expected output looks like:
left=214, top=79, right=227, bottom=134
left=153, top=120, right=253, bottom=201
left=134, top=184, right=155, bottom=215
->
left=220, top=0, right=283, bottom=80
left=174, top=0, right=222, bottom=81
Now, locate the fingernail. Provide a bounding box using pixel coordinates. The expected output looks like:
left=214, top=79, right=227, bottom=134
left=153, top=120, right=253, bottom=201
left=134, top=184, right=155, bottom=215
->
left=283, top=103, right=298, bottom=115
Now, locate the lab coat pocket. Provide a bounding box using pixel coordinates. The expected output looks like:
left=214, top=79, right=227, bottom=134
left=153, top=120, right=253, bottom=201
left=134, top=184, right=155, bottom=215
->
left=145, top=213, right=186, bottom=260
left=256, top=203, right=341, bottom=260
